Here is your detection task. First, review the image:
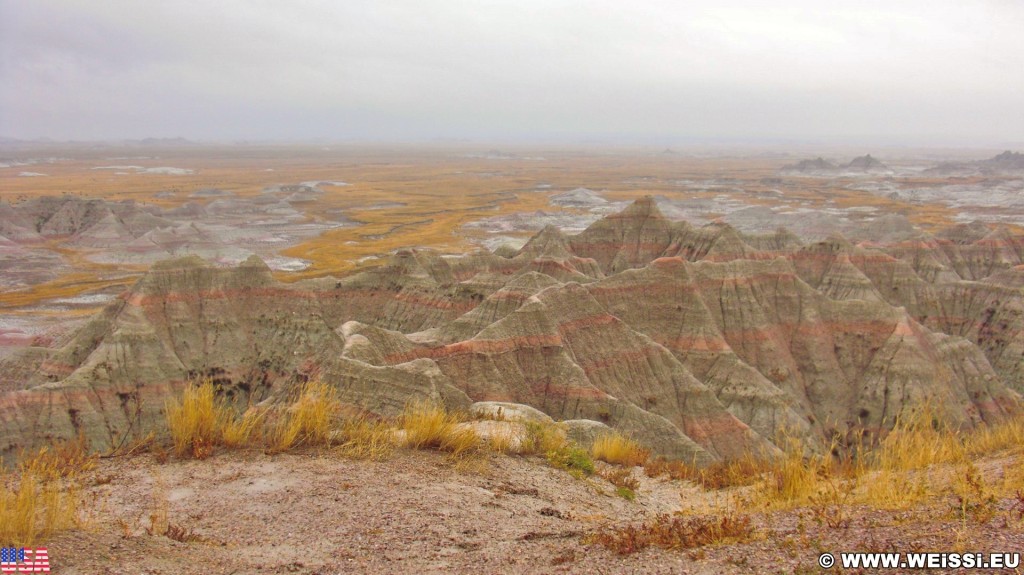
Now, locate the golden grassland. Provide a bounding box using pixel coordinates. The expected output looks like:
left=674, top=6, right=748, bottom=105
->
left=3, top=145, right=992, bottom=312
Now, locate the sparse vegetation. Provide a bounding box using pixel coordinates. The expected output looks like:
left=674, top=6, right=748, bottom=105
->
left=165, top=379, right=342, bottom=458
left=591, top=513, right=754, bottom=555
left=951, top=463, right=997, bottom=525
left=599, top=465, right=640, bottom=500
left=644, top=453, right=771, bottom=490
left=546, top=444, right=595, bottom=478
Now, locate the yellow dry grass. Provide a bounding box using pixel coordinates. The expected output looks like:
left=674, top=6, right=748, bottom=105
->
left=165, top=380, right=230, bottom=459
left=334, top=415, right=395, bottom=460
left=166, top=378, right=344, bottom=457
left=591, top=432, right=650, bottom=467
left=486, top=427, right=520, bottom=454
left=220, top=408, right=266, bottom=449
left=0, top=440, right=91, bottom=546
left=398, top=401, right=479, bottom=457
left=267, top=380, right=342, bottom=452
left=518, top=421, right=568, bottom=456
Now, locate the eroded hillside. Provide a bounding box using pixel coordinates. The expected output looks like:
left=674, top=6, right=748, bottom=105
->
left=2, top=196, right=1021, bottom=462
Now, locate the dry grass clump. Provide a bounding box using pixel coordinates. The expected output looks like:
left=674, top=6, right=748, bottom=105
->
left=485, top=427, right=520, bottom=454
left=19, top=434, right=96, bottom=479
left=868, top=408, right=966, bottom=472
left=592, top=513, right=753, bottom=555
left=334, top=415, right=394, bottom=460
left=165, top=380, right=231, bottom=459
left=399, top=401, right=479, bottom=457
left=166, top=379, right=342, bottom=458
left=220, top=409, right=266, bottom=449
left=0, top=442, right=89, bottom=546
left=591, top=432, right=650, bottom=467
left=268, top=381, right=342, bottom=453
left=758, top=443, right=834, bottom=508
left=963, top=415, right=1024, bottom=458
left=519, top=421, right=568, bottom=455
left=644, top=453, right=770, bottom=490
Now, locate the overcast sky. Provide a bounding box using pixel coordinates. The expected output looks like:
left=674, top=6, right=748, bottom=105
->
left=1, top=0, right=1022, bottom=145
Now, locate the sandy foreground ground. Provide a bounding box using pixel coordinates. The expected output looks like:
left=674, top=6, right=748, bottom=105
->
left=43, top=449, right=1024, bottom=574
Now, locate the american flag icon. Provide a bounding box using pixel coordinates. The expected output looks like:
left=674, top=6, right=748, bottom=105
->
left=0, top=547, right=49, bottom=573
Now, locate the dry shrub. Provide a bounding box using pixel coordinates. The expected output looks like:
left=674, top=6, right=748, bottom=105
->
left=164, top=522, right=204, bottom=543
left=399, top=401, right=479, bottom=457
left=591, top=433, right=650, bottom=467
left=592, top=513, right=753, bottom=555
left=951, top=462, right=997, bottom=525
left=600, top=466, right=640, bottom=491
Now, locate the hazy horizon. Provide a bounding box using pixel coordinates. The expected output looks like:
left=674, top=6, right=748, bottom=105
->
left=2, top=1, right=1022, bottom=147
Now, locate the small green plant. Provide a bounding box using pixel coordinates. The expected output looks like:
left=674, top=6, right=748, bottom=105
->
left=615, top=486, right=637, bottom=501
left=600, top=466, right=640, bottom=500
left=547, top=444, right=595, bottom=478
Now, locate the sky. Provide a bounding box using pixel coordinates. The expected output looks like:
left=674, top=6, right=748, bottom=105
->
left=1, top=0, right=1022, bottom=145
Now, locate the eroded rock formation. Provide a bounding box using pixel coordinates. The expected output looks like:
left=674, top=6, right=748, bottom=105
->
left=2, top=198, right=1021, bottom=462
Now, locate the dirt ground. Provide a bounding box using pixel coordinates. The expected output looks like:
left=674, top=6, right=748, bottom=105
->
left=43, top=448, right=1024, bottom=574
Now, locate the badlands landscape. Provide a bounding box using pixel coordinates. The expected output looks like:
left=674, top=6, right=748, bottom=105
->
left=2, top=143, right=1024, bottom=573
